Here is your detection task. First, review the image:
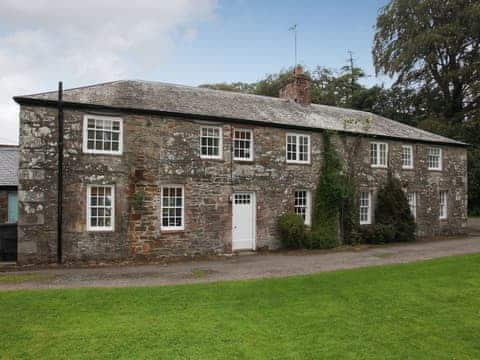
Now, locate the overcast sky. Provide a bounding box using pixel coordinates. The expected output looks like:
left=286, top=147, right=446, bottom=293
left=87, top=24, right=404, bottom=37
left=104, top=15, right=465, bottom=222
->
left=0, top=0, right=389, bottom=145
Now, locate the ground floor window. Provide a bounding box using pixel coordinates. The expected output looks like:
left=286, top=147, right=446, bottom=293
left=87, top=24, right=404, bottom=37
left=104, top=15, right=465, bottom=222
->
left=7, top=192, right=18, bottom=223
left=87, top=185, right=114, bottom=231
left=439, top=190, right=448, bottom=219
left=359, top=191, right=372, bottom=225
left=161, top=186, right=184, bottom=230
left=407, top=192, right=416, bottom=219
left=294, top=190, right=311, bottom=226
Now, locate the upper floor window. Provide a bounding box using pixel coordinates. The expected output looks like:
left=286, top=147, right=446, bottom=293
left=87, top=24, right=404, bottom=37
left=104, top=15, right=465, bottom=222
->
left=370, top=142, right=388, bottom=168
left=161, top=185, right=184, bottom=231
left=439, top=190, right=448, bottom=219
left=83, top=115, right=122, bottom=155
left=233, top=129, right=253, bottom=161
left=286, top=133, right=310, bottom=164
left=359, top=191, right=372, bottom=225
left=407, top=192, right=416, bottom=219
left=427, top=147, right=442, bottom=170
left=200, top=126, right=222, bottom=159
left=294, top=190, right=311, bottom=226
left=402, top=145, right=413, bottom=169
left=87, top=185, right=114, bottom=231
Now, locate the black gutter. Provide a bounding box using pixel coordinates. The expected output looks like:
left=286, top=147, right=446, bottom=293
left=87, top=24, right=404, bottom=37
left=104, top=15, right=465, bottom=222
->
left=0, top=186, right=18, bottom=191
left=56, top=83, right=64, bottom=264
left=13, top=96, right=469, bottom=148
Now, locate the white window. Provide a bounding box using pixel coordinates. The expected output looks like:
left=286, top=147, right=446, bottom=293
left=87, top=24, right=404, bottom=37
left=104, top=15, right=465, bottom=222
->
left=439, top=190, right=448, bottom=219
left=7, top=192, right=18, bottom=223
left=286, top=133, right=310, bottom=164
left=359, top=191, right=372, bottom=225
left=370, top=142, right=388, bottom=168
left=200, top=126, right=222, bottom=159
left=161, top=186, right=184, bottom=230
left=233, top=129, right=253, bottom=161
left=428, top=147, right=442, bottom=170
left=407, top=192, right=416, bottom=219
left=402, top=145, right=413, bottom=169
left=87, top=185, right=114, bottom=231
left=83, top=115, right=122, bottom=155
left=294, top=190, right=311, bottom=226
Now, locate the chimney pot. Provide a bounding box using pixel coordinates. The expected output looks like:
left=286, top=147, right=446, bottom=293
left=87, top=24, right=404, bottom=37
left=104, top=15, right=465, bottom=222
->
left=279, top=65, right=311, bottom=105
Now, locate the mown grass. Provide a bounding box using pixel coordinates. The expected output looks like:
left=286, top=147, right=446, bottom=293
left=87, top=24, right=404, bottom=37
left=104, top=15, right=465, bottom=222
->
left=1, top=254, right=479, bottom=359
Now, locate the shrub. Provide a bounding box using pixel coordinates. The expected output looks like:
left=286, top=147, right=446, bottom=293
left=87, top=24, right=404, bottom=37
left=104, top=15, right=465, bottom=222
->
left=309, top=229, right=340, bottom=249
left=277, top=212, right=307, bottom=249
left=374, top=173, right=416, bottom=243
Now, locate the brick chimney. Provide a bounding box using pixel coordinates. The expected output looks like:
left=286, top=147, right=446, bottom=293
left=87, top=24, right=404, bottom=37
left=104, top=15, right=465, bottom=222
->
left=279, top=65, right=311, bottom=105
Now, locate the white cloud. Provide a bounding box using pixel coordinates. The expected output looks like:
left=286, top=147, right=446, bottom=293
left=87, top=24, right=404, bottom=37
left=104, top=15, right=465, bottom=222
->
left=0, top=0, right=217, bottom=144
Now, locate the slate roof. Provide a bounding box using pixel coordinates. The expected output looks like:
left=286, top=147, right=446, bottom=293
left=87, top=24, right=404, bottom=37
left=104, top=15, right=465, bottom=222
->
left=15, top=80, right=465, bottom=146
left=0, top=146, right=18, bottom=187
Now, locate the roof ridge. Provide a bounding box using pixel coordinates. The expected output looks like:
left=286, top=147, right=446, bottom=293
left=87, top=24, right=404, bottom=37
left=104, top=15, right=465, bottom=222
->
left=126, top=79, right=298, bottom=103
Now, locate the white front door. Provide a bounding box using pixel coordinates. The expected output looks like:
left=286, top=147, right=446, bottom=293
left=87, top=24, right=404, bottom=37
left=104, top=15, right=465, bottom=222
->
left=232, top=192, right=256, bottom=251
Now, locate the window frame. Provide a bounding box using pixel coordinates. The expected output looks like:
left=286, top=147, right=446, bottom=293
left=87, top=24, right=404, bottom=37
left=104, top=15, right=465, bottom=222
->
left=160, top=185, right=185, bottom=231
left=83, top=115, right=123, bottom=155
left=402, top=145, right=414, bottom=169
left=427, top=147, right=442, bottom=171
left=370, top=142, right=388, bottom=168
left=233, top=128, right=254, bottom=161
left=294, top=190, right=311, bottom=226
left=86, top=184, right=115, bottom=232
left=439, top=190, right=448, bottom=220
left=199, top=126, right=223, bottom=160
left=7, top=191, right=18, bottom=223
left=286, top=133, right=311, bottom=164
left=407, top=192, right=417, bottom=219
left=359, top=191, right=372, bottom=225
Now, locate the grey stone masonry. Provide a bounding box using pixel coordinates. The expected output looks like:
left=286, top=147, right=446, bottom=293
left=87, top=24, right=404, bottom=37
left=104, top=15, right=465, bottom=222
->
left=16, top=104, right=467, bottom=265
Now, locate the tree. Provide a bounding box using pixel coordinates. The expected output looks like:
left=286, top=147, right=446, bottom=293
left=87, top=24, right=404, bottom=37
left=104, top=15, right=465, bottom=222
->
left=373, top=0, right=480, bottom=123
left=198, top=82, right=255, bottom=93
left=375, top=173, right=416, bottom=242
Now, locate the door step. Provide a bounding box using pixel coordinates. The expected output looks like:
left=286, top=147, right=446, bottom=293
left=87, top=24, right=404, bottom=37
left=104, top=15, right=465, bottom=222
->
left=233, top=250, right=256, bottom=256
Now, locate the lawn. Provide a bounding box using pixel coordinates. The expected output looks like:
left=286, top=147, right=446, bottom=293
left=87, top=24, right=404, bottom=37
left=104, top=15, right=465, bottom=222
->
left=1, top=255, right=479, bottom=359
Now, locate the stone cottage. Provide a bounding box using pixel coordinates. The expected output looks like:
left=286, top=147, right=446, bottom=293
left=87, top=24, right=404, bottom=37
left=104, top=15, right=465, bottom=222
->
left=13, top=67, right=468, bottom=265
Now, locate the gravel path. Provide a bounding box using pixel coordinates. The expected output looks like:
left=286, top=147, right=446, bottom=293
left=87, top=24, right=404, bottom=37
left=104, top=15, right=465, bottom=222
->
left=1, top=232, right=480, bottom=291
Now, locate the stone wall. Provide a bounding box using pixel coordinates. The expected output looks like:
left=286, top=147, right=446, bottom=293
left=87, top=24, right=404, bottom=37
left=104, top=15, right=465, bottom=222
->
left=17, top=105, right=468, bottom=264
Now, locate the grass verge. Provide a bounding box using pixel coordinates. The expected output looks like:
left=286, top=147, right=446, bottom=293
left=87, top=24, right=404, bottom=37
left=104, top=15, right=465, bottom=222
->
left=0, top=254, right=479, bottom=359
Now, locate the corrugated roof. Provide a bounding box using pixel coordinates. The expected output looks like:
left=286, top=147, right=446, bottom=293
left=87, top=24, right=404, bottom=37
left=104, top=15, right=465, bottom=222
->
left=16, top=80, right=465, bottom=146
left=0, top=146, right=18, bottom=187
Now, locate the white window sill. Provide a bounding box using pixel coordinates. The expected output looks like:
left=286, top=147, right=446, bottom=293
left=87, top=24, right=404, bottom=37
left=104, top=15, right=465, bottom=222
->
left=87, top=227, right=114, bottom=232
left=161, top=227, right=185, bottom=232
left=371, top=165, right=388, bottom=169
left=428, top=168, right=442, bottom=171
left=83, top=150, right=123, bottom=156
left=286, top=160, right=311, bottom=165
left=200, top=156, right=223, bottom=160
left=234, top=158, right=254, bottom=162
left=402, top=166, right=414, bottom=170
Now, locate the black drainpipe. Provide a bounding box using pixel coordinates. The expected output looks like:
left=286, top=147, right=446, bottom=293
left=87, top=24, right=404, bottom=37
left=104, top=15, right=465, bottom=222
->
left=57, top=81, right=64, bottom=264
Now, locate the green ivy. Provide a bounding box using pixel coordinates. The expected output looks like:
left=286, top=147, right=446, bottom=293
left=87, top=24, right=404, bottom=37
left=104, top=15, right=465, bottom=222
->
left=311, top=131, right=354, bottom=248
left=131, top=189, right=146, bottom=211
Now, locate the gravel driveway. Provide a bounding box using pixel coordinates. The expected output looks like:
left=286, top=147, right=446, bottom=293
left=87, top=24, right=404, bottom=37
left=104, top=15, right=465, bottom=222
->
left=2, top=228, right=480, bottom=291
